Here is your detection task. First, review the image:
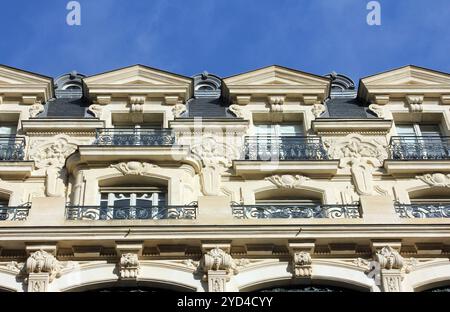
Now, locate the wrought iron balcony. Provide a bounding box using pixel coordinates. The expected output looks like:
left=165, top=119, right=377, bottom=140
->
left=231, top=203, right=361, bottom=219
left=0, top=205, right=30, bottom=221
left=0, top=136, right=25, bottom=161
left=389, top=136, right=450, bottom=160
left=395, top=203, right=450, bottom=218
left=242, top=136, right=328, bottom=161
left=66, top=203, right=197, bottom=221
left=95, top=128, right=175, bottom=146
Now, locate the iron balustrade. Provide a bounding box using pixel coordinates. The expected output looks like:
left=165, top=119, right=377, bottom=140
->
left=95, top=128, right=175, bottom=146
left=242, top=136, right=328, bottom=161
left=231, top=203, right=361, bottom=219
left=395, top=203, right=450, bottom=218
left=66, top=203, right=197, bottom=220
left=0, top=205, right=30, bottom=221
left=0, top=136, right=25, bottom=161
left=389, top=136, right=450, bottom=160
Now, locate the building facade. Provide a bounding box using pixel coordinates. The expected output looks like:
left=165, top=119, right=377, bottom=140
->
left=0, top=64, right=450, bottom=292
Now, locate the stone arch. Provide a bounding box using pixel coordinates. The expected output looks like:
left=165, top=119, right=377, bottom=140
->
left=233, top=261, right=377, bottom=292
left=250, top=180, right=327, bottom=205
left=50, top=262, right=203, bottom=292
left=405, top=260, right=450, bottom=292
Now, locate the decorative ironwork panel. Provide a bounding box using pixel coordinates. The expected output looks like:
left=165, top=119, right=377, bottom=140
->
left=66, top=204, right=197, bottom=220
left=0, top=136, right=25, bottom=161
left=95, top=128, right=175, bottom=146
left=389, top=136, right=450, bottom=160
left=231, top=204, right=361, bottom=219
left=242, top=136, right=329, bottom=161
left=395, top=203, right=450, bottom=218
left=0, top=206, right=30, bottom=221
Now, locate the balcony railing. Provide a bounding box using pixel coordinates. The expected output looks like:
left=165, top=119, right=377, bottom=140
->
left=95, top=128, right=175, bottom=146
left=395, top=203, right=450, bottom=218
left=0, top=136, right=25, bottom=161
left=389, top=136, right=450, bottom=160
left=0, top=205, right=30, bottom=221
left=231, top=203, right=361, bottom=219
left=66, top=203, right=197, bottom=220
left=242, top=136, right=329, bottom=161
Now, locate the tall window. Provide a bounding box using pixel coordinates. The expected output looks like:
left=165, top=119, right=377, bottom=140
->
left=396, top=123, right=441, bottom=137
left=255, top=123, right=303, bottom=136
left=100, top=187, right=166, bottom=208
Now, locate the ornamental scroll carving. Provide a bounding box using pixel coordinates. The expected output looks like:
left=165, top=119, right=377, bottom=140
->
left=29, top=102, right=44, bottom=117
left=311, top=103, right=326, bottom=118
left=416, top=173, right=450, bottom=187
left=325, top=134, right=388, bottom=196
left=30, top=136, right=78, bottom=197
left=265, top=175, right=310, bottom=189
left=111, top=161, right=158, bottom=176
left=172, top=103, right=187, bottom=117
left=191, top=137, right=241, bottom=196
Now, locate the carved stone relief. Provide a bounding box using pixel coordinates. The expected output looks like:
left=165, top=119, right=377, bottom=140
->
left=311, top=103, right=326, bottom=118
left=200, top=247, right=238, bottom=292
left=293, top=251, right=312, bottom=278
left=265, top=175, right=310, bottom=189
left=368, top=104, right=384, bottom=118
left=172, top=103, right=187, bottom=117
left=325, top=134, right=388, bottom=196
left=111, top=161, right=158, bottom=176
left=119, top=253, right=140, bottom=280
left=30, top=136, right=78, bottom=197
left=416, top=173, right=450, bottom=187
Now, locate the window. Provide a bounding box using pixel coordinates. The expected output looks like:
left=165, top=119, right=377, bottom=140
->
left=396, top=123, right=441, bottom=137
left=255, top=123, right=303, bottom=136
left=100, top=187, right=166, bottom=208
left=394, top=123, right=448, bottom=159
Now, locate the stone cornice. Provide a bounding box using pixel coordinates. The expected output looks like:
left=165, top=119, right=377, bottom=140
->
left=312, top=119, right=392, bottom=134
left=21, top=119, right=105, bottom=133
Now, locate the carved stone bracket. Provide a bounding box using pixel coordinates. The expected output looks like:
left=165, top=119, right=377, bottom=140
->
left=25, top=250, right=61, bottom=292
left=200, top=247, right=238, bottom=292
left=119, top=253, right=140, bottom=280
left=229, top=104, right=245, bottom=118
left=356, top=246, right=417, bottom=292
left=267, top=95, right=285, bottom=112
left=368, top=104, right=384, bottom=118
left=29, top=102, right=44, bottom=117
left=311, top=103, right=325, bottom=118
left=406, top=95, right=424, bottom=112
left=172, top=103, right=187, bottom=117
left=293, top=251, right=312, bottom=278
left=88, top=104, right=103, bottom=118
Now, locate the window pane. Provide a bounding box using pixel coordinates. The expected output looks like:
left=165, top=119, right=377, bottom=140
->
left=0, top=126, right=16, bottom=135
left=396, top=124, right=416, bottom=136
left=420, top=125, right=441, bottom=136
left=279, top=124, right=302, bottom=136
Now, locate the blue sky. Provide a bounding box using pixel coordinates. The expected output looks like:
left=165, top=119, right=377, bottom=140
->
left=0, top=0, right=448, bottom=81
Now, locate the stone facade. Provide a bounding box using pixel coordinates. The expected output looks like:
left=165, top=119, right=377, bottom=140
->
left=0, top=64, right=450, bottom=292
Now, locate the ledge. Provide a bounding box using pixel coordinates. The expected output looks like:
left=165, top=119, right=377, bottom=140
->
left=78, top=145, right=191, bottom=163
left=22, top=119, right=105, bottom=133
left=384, top=159, right=450, bottom=174
left=233, top=160, right=339, bottom=178
left=312, top=119, right=392, bottom=134
left=0, top=161, right=35, bottom=179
